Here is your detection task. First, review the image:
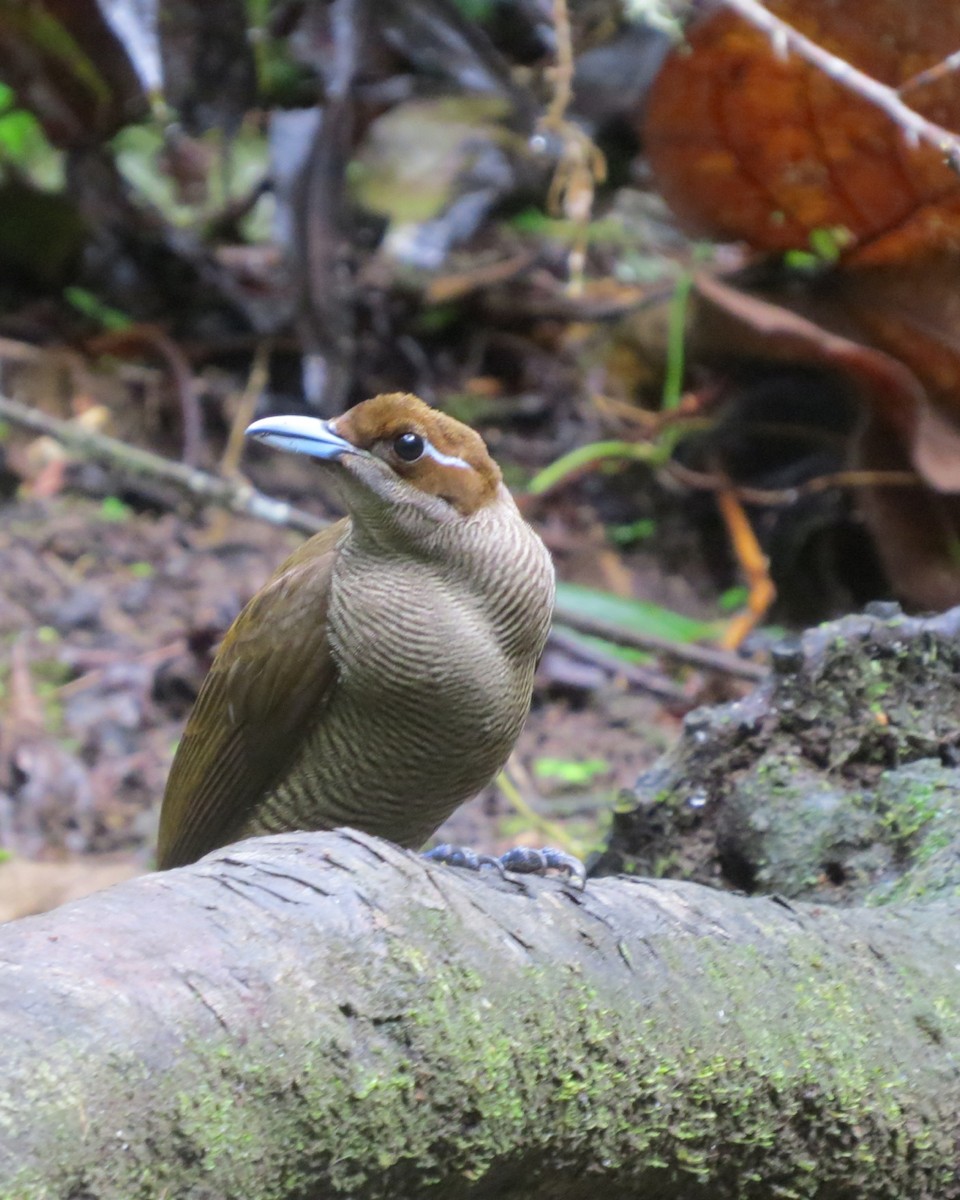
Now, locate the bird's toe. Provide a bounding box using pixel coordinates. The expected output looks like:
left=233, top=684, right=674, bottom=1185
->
left=425, top=843, right=586, bottom=888
left=424, top=843, right=506, bottom=876
left=497, top=846, right=587, bottom=888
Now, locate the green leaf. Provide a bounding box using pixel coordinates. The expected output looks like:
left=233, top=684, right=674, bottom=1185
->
left=718, top=585, right=749, bottom=613
left=414, top=304, right=460, bottom=334
left=661, top=243, right=713, bottom=412
left=785, top=226, right=853, bottom=273
left=555, top=582, right=719, bottom=644
left=99, top=496, right=132, bottom=522
left=608, top=518, right=656, bottom=546
left=64, top=286, right=131, bottom=331
left=808, top=225, right=851, bottom=262
left=534, top=756, right=609, bottom=786
left=0, top=86, right=62, bottom=188
left=662, top=268, right=693, bottom=412
left=508, top=208, right=633, bottom=246
left=451, top=0, right=497, bottom=19
left=784, top=249, right=820, bottom=272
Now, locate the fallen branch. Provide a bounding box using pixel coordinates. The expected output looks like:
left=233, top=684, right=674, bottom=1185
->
left=1, top=829, right=957, bottom=1198
left=547, top=625, right=691, bottom=699
left=4, top=391, right=762, bottom=678
left=0, top=392, right=326, bottom=535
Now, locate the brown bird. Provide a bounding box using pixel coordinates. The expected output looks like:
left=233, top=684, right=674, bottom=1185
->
left=157, top=392, right=558, bottom=871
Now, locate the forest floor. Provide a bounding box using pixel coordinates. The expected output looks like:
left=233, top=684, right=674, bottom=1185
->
left=0, top=443, right=751, bottom=919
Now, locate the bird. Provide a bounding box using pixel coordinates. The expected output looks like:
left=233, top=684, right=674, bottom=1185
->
left=156, top=391, right=560, bottom=872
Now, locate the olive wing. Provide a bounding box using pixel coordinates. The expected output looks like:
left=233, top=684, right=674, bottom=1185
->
left=157, top=521, right=346, bottom=868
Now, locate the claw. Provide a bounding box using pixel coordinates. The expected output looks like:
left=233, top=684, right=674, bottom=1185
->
left=497, top=846, right=587, bottom=889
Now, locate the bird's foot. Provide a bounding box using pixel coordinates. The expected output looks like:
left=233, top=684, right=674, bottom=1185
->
left=424, top=843, right=505, bottom=875
left=497, top=845, right=586, bottom=888
left=425, top=843, right=586, bottom=888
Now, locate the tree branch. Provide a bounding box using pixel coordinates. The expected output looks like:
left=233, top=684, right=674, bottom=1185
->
left=0, top=392, right=326, bottom=535
left=1, top=829, right=958, bottom=1198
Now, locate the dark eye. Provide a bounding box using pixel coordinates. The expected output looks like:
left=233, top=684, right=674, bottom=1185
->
left=393, top=432, right=425, bottom=462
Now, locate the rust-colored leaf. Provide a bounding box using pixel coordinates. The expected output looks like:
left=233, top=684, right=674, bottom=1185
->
left=644, top=0, right=960, bottom=265
left=644, top=2, right=960, bottom=605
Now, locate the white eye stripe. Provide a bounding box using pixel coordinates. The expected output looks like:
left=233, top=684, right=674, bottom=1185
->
left=422, top=442, right=470, bottom=470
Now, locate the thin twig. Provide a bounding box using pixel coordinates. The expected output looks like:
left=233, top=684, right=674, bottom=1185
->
left=0, top=393, right=326, bottom=536
left=665, top=460, right=920, bottom=506
left=551, top=607, right=768, bottom=682
left=547, top=626, right=691, bottom=699
left=2, top=395, right=769, bottom=681
left=56, top=641, right=189, bottom=699
left=538, top=0, right=606, bottom=293
left=544, top=0, right=575, bottom=127
left=221, top=339, right=272, bottom=479
left=497, top=758, right=581, bottom=856
left=713, top=470, right=775, bottom=650
left=721, top=0, right=960, bottom=168
left=86, top=325, right=205, bottom=468
left=898, top=49, right=960, bottom=100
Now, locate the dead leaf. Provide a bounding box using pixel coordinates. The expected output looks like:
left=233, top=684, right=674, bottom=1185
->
left=644, top=0, right=960, bottom=265
left=691, top=272, right=960, bottom=608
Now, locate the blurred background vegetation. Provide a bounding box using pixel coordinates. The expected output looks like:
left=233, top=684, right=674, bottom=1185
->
left=2, top=0, right=959, bottom=913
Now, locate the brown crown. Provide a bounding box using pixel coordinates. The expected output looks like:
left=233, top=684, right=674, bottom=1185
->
left=334, top=393, right=501, bottom=515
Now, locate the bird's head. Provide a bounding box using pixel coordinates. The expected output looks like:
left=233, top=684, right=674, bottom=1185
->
left=246, top=393, right=503, bottom=544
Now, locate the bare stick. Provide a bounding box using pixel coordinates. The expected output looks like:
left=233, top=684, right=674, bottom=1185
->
left=898, top=49, right=960, bottom=100
left=551, top=606, right=768, bottom=681
left=538, top=0, right=606, bottom=292
left=0, top=392, right=326, bottom=536
left=544, top=0, right=575, bottom=127
left=86, top=325, right=205, bottom=468
left=547, top=626, right=692, bottom=698
left=666, top=460, right=920, bottom=506
left=221, top=339, right=272, bottom=479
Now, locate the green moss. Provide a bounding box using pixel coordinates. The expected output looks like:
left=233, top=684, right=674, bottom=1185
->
left=878, top=778, right=940, bottom=851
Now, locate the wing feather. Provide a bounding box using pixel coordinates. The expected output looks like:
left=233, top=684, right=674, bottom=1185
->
left=157, top=520, right=347, bottom=867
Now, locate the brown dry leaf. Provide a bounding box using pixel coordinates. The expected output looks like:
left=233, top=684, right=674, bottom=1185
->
left=20, top=405, right=112, bottom=497
left=644, top=0, right=960, bottom=265
left=643, top=1, right=960, bottom=604
left=693, top=262, right=960, bottom=494
left=691, top=273, right=960, bottom=609
left=827, top=263, right=960, bottom=489
left=6, top=640, right=44, bottom=737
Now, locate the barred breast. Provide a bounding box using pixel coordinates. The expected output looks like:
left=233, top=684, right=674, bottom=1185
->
left=238, top=487, right=555, bottom=848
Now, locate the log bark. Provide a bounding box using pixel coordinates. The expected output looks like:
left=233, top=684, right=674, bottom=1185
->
left=1, top=829, right=958, bottom=1200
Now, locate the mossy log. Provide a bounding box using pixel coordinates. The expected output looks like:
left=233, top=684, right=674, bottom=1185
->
left=1, top=829, right=958, bottom=1199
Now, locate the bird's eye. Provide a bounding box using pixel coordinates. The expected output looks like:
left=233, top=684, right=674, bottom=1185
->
left=393, top=432, right=425, bottom=462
